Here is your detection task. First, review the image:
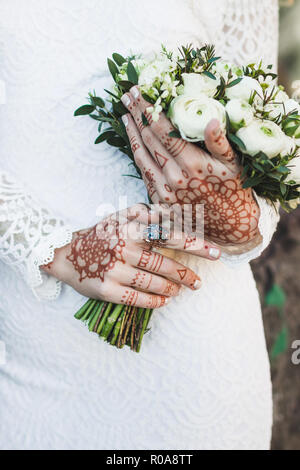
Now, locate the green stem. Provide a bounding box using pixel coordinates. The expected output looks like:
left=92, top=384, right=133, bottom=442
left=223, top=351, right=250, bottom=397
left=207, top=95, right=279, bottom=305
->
left=88, top=301, right=104, bottom=331
left=74, top=299, right=93, bottom=320
left=110, top=307, right=126, bottom=346
left=93, top=302, right=108, bottom=332
left=117, top=305, right=130, bottom=349
left=81, top=300, right=97, bottom=322
left=100, top=304, right=124, bottom=340
left=96, top=302, right=113, bottom=335
left=121, top=306, right=135, bottom=348
left=136, top=309, right=151, bottom=353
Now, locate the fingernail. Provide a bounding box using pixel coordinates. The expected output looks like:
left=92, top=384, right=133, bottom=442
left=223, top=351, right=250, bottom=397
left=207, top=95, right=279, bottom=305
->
left=121, top=94, right=131, bottom=107
left=193, top=279, right=202, bottom=290
left=212, top=126, right=221, bottom=137
left=165, top=297, right=171, bottom=305
left=130, top=86, right=139, bottom=99
left=209, top=248, right=220, bottom=259
left=122, top=115, right=129, bottom=127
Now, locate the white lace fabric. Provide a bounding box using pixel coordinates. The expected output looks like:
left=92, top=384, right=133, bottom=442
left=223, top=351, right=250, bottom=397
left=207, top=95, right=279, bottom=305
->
left=0, top=171, right=72, bottom=300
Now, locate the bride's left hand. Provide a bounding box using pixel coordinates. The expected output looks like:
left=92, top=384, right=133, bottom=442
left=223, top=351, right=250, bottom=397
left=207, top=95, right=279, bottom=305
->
left=121, top=86, right=261, bottom=246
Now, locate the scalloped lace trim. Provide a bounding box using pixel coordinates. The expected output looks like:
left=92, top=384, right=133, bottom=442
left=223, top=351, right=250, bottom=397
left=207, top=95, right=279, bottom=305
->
left=0, top=171, right=72, bottom=301
left=28, top=226, right=73, bottom=301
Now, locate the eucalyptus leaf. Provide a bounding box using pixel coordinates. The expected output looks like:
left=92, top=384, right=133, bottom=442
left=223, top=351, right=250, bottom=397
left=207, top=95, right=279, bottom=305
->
left=74, top=105, right=95, bottom=116
left=203, top=70, right=216, bottom=80
left=107, top=136, right=126, bottom=147
left=228, top=133, right=246, bottom=151
left=107, top=58, right=119, bottom=81
left=227, top=78, right=243, bottom=88
left=112, top=53, right=126, bottom=66
left=94, top=131, right=115, bottom=144
left=118, top=80, right=135, bottom=92
left=169, top=130, right=181, bottom=139
left=91, top=96, right=105, bottom=108
left=127, top=62, right=139, bottom=85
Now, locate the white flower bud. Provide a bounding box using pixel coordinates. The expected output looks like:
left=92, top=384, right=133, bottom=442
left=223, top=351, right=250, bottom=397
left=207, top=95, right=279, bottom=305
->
left=225, top=76, right=262, bottom=102
left=225, top=99, right=253, bottom=129
left=182, top=73, right=220, bottom=98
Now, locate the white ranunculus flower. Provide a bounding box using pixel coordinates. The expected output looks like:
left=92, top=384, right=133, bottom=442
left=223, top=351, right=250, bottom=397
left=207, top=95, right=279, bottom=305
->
left=236, top=119, right=288, bottom=158
left=138, top=58, right=173, bottom=86
left=288, top=154, right=300, bottom=184
left=225, top=76, right=262, bottom=102
left=182, top=72, right=220, bottom=98
left=225, top=99, right=254, bottom=129
left=169, top=94, right=226, bottom=141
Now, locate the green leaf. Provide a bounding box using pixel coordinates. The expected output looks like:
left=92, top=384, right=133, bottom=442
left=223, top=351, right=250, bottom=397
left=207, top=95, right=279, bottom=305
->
left=271, top=326, right=288, bottom=360
left=208, top=56, right=221, bottom=63
left=228, top=133, right=246, bottom=151
left=127, top=62, right=139, bottom=85
left=265, top=284, right=286, bottom=309
left=112, top=100, right=127, bottom=116
left=90, top=96, right=105, bottom=108
left=142, top=113, right=150, bottom=127
left=107, top=58, right=119, bottom=81
left=169, top=130, right=181, bottom=138
left=117, top=80, right=135, bottom=92
left=142, top=94, right=155, bottom=105
left=112, top=53, right=126, bottom=66
left=107, top=136, right=126, bottom=147
left=74, top=104, right=95, bottom=116
left=202, top=70, right=216, bottom=80
left=242, top=176, right=263, bottom=188
left=104, top=88, right=120, bottom=100
left=227, top=77, right=243, bottom=88
left=94, top=131, right=115, bottom=144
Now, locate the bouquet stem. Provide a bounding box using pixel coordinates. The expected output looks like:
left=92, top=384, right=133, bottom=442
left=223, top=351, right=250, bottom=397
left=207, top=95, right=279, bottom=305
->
left=74, top=299, right=153, bottom=352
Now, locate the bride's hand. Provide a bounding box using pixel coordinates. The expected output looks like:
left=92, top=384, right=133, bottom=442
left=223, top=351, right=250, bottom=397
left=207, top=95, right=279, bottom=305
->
left=121, top=86, right=261, bottom=246
left=41, top=205, right=220, bottom=308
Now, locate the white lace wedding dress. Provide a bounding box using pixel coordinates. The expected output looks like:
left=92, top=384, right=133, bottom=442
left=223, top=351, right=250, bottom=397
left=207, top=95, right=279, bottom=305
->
left=0, top=0, right=280, bottom=450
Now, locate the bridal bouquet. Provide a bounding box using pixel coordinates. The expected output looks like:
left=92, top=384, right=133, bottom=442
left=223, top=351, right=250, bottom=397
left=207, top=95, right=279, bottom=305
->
left=74, top=44, right=300, bottom=352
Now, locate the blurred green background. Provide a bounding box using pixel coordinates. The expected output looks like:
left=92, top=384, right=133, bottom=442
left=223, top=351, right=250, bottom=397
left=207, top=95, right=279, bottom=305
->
left=251, top=0, right=300, bottom=450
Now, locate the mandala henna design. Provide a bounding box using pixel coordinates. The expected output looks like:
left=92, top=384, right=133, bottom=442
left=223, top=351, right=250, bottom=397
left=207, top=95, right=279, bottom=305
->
left=67, top=218, right=126, bottom=282
left=175, top=175, right=259, bottom=244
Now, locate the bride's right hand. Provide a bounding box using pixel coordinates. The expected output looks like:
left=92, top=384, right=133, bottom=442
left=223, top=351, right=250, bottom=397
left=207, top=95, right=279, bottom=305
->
left=41, top=204, right=219, bottom=308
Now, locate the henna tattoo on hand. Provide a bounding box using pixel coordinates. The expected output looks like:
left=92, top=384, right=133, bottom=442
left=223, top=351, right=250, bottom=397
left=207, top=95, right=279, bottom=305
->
left=67, top=217, right=126, bottom=282
left=175, top=175, right=259, bottom=244
left=130, top=271, right=153, bottom=290
left=137, top=250, right=164, bottom=273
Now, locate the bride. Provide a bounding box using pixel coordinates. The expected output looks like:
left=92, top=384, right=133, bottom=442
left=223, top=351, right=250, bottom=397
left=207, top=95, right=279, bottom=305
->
left=0, top=0, right=280, bottom=450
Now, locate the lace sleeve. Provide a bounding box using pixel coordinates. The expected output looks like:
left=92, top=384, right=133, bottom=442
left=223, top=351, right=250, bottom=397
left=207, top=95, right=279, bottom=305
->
left=0, top=171, right=72, bottom=300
